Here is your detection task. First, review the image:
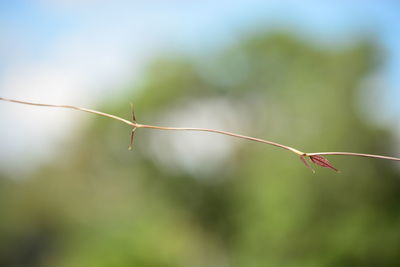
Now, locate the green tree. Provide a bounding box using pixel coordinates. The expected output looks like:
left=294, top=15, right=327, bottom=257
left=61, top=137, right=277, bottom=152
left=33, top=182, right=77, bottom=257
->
left=1, top=32, right=400, bottom=267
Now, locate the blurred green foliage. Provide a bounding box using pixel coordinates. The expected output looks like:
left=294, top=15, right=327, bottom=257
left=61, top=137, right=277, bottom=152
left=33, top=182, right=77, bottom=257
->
left=1, top=31, right=400, bottom=267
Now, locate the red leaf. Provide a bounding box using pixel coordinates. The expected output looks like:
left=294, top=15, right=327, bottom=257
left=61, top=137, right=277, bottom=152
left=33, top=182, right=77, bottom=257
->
left=310, top=155, right=339, bottom=172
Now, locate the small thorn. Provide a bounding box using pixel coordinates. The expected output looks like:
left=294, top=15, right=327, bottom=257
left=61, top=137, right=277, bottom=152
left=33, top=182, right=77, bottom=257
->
left=130, top=102, right=136, bottom=122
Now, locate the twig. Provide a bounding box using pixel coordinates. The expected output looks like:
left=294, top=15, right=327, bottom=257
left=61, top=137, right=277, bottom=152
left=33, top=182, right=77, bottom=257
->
left=1, top=97, right=399, bottom=172
left=0, top=97, right=302, bottom=155
left=0, top=97, right=133, bottom=126
left=306, top=152, right=400, bottom=162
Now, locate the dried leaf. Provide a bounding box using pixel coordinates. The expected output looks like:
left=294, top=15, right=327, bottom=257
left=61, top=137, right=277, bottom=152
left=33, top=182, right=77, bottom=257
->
left=128, top=128, right=136, bottom=150
left=310, top=155, right=339, bottom=172
left=299, top=155, right=315, bottom=173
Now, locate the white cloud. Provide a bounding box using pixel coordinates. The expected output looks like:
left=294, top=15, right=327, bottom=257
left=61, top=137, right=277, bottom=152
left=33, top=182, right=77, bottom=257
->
left=0, top=23, right=152, bottom=175
left=146, top=97, right=254, bottom=179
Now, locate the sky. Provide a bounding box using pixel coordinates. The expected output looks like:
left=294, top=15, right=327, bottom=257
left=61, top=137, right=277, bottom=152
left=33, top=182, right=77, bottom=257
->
left=0, top=0, right=399, bottom=174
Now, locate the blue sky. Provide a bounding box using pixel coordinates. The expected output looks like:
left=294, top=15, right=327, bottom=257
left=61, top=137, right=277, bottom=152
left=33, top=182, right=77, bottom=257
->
left=0, top=0, right=399, bottom=173
left=1, top=1, right=399, bottom=106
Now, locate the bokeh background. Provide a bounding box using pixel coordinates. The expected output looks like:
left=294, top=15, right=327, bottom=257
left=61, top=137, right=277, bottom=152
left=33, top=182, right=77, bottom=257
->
left=1, top=1, right=400, bottom=266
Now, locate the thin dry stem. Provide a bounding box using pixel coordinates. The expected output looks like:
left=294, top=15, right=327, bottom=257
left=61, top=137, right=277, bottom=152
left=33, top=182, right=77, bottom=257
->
left=137, top=124, right=304, bottom=155
left=306, top=152, right=400, bottom=162
left=0, top=97, right=303, bottom=156
left=0, top=97, right=136, bottom=126
left=1, top=97, right=400, bottom=168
